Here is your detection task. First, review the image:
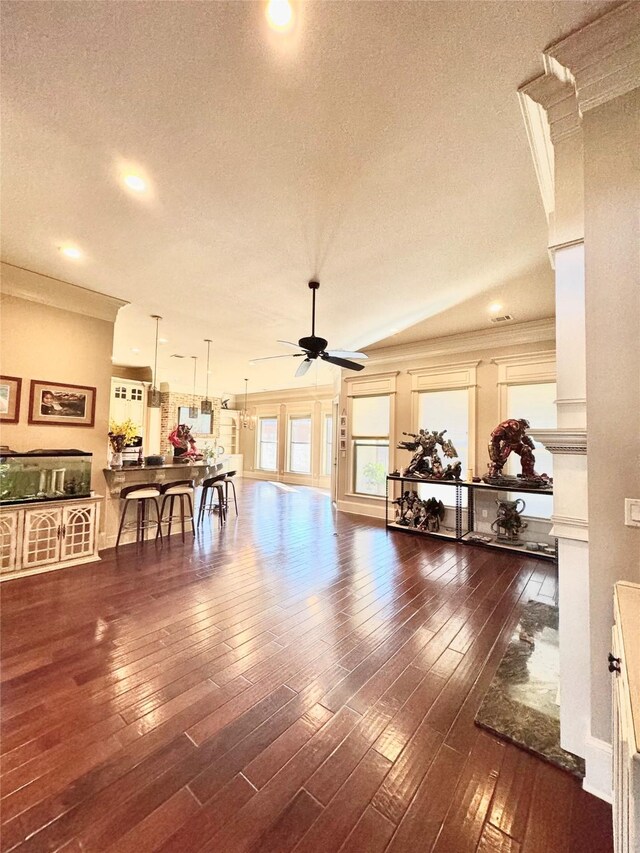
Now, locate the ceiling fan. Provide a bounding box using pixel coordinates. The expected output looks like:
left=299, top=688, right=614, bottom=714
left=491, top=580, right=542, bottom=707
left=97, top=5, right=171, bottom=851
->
left=251, top=281, right=368, bottom=377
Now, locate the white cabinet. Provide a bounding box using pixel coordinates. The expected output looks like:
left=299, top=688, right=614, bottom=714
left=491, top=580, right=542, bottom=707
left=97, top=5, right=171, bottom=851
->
left=0, top=496, right=101, bottom=581
left=110, top=379, right=146, bottom=436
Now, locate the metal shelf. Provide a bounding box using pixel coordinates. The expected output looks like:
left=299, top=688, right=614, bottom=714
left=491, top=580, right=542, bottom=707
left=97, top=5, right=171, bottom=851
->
left=385, top=475, right=557, bottom=562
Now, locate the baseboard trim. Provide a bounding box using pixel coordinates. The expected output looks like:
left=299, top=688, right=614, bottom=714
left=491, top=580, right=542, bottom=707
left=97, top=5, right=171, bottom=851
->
left=336, top=499, right=386, bottom=521
left=583, top=735, right=613, bottom=803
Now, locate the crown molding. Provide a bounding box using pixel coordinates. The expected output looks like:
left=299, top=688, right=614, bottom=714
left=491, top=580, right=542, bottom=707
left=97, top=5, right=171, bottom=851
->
left=0, top=262, right=127, bottom=323
left=544, top=1, right=640, bottom=115
left=364, top=319, right=555, bottom=366
left=245, top=384, right=334, bottom=405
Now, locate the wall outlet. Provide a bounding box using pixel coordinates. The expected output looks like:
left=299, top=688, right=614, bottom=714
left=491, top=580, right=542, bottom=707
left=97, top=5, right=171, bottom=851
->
left=481, top=509, right=488, bottom=519
left=624, top=498, right=640, bottom=527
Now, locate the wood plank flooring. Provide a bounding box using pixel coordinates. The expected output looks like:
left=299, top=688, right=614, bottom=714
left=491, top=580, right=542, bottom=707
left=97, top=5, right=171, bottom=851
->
left=0, top=480, right=613, bottom=852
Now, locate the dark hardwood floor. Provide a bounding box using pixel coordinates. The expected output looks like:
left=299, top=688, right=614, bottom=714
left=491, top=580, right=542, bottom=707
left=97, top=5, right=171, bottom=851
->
left=0, top=480, right=612, bottom=852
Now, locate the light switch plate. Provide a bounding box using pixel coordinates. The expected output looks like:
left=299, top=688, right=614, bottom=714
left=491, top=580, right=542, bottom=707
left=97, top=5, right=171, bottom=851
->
left=624, top=498, right=640, bottom=527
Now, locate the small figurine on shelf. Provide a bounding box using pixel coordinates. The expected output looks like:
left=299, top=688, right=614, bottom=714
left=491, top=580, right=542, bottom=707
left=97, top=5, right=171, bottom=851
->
left=396, top=428, right=461, bottom=480
left=420, top=497, right=445, bottom=532
left=168, top=424, right=202, bottom=461
left=484, top=418, right=551, bottom=488
left=491, top=498, right=528, bottom=544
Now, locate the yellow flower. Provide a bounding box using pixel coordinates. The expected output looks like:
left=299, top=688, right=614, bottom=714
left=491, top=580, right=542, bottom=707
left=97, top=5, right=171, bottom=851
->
left=108, top=419, right=139, bottom=446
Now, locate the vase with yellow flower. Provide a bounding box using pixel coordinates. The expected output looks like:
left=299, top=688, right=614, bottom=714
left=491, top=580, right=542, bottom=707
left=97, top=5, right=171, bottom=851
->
left=108, top=419, right=139, bottom=469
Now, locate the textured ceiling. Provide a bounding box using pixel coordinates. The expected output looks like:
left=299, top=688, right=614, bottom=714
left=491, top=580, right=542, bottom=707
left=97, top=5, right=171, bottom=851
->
left=1, top=1, right=614, bottom=393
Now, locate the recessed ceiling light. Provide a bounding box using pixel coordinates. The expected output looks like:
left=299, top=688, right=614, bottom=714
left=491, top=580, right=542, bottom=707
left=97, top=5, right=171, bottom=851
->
left=158, top=338, right=168, bottom=344
left=266, top=0, right=293, bottom=30
left=60, top=245, right=82, bottom=259
left=131, top=347, right=140, bottom=354
left=124, top=174, right=146, bottom=192
left=489, top=302, right=502, bottom=313
left=390, top=327, right=399, bottom=334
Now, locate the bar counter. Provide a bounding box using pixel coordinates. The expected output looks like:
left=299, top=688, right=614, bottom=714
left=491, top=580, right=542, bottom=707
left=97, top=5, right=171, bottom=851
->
left=101, top=455, right=242, bottom=548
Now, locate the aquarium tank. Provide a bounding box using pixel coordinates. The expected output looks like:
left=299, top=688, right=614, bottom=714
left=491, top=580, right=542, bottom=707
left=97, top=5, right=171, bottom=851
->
left=0, top=451, right=92, bottom=504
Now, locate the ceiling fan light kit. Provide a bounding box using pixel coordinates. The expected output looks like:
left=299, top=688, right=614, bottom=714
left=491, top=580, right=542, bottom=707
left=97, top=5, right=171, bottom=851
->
left=253, top=281, right=369, bottom=376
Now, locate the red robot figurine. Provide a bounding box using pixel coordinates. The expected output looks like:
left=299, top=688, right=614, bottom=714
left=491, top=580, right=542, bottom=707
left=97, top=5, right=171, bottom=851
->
left=487, top=418, right=537, bottom=479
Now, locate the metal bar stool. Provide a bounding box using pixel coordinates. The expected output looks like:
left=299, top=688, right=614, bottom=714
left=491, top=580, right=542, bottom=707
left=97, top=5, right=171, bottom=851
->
left=222, top=470, right=238, bottom=517
left=115, top=484, right=163, bottom=548
left=159, top=479, right=195, bottom=542
left=197, top=473, right=227, bottom=528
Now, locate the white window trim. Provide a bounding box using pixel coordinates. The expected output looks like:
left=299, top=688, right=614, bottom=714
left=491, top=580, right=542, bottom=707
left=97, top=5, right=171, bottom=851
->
left=408, top=361, right=479, bottom=476
left=347, top=390, right=394, bottom=500
left=256, top=413, right=279, bottom=473
left=287, top=413, right=312, bottom=475
left=344, top=371, right=400, bottom=397
left=492, top=352, right=557, bottom=420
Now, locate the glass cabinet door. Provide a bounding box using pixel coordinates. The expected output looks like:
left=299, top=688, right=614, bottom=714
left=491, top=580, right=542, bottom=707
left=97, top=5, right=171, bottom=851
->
left=22, top=507, right=62, bottom=568
left=0, top=511, right=20, bottom=573
left=60, top=503, right=96, bottom=561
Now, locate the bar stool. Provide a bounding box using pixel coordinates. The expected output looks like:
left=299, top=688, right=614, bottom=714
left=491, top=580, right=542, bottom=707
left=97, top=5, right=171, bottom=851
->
left=222, top=470, right=238, bottom=517
left=159, top=479, right=195, bottom=542
left=115, top=484, right=163, bottom=548
left=197, top=473, right=227, bottom=528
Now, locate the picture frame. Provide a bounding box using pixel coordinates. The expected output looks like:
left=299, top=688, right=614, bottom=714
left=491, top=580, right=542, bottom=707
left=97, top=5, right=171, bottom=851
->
left=28, top=380, right=96, bottom=427
left=340, top=427, right=346, bottom=438
left=339, top=438, right=347, bottom=451
left=0, top=375, right=22, bottom=423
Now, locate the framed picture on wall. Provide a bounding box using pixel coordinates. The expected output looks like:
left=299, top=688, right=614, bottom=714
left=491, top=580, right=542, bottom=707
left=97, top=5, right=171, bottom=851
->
left=28, top=380, right=96, bottom=427
left=0, top=376, right=22, bottom=423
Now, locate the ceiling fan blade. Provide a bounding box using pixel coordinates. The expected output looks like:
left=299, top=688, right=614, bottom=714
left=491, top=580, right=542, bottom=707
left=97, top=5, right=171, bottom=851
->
left=277, top=340, right=302, bottom=350
left=325, top=350, right=368, bottom=360
left=295, top=358, right=313, bottom=377
left=249, top=353, right=303, bottom=364
left=321, top=354, right=365, bottom=372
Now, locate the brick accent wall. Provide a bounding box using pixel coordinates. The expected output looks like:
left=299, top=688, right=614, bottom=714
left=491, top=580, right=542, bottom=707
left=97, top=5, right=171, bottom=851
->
left=160, top=391, right=222, bottom=456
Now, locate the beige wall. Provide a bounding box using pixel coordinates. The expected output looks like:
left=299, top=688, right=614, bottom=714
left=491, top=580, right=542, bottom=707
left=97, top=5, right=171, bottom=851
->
left=239, top=385, right=335, bottom=489
left=337, top=325, right=556, bottom=515
left=0, top=293, right=116, bottom=497
left=584, top=88, right=640, bottom=743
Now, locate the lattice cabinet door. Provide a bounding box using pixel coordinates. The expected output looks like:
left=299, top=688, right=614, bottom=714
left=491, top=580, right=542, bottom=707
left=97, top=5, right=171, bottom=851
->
left=60, top=502, right=97, bottom=562
left=22, top=507, right=62, bottom=569
left=0, top=510, right=22, bottom=574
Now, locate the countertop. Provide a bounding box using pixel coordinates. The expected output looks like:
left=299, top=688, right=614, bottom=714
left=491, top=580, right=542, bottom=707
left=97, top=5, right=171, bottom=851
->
left=103, top=461, right=214, bottom=474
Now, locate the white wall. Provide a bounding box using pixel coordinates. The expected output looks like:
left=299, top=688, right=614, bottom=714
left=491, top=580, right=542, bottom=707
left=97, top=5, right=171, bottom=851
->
left=584, top=88, right=640, bottom=744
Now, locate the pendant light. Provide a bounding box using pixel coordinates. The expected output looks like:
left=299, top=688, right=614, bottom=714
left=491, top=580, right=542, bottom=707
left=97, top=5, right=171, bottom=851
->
left=189, top=356, right=199, bottom=418
left=240, top=378, right=255, bottom=430
left=201, top=339, right=212, bottom=415
left=148, top=315, right=162, bottom=408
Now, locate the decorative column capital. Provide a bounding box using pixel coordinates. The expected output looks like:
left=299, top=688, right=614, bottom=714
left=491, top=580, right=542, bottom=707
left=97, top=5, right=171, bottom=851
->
left=528, top=428, right=587, bottom=455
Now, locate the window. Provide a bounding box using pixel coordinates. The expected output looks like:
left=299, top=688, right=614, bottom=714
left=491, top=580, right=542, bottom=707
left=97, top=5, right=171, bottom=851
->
left=417, top=389, right=469, bottom=505
left=507, top=382, right=556, bottom=517
left=288, top=416, right=311, bottom=474
left=178, top=406, right=212, bottom=436
left=352, top=395, right=390, bottom=496
left=258, top=417, right=278, bottom=471
left=130, top=388, right=143, bottom=401
left=114, top=386, right=126, bottom=399
left=322, top=413, right=333, bottom=477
